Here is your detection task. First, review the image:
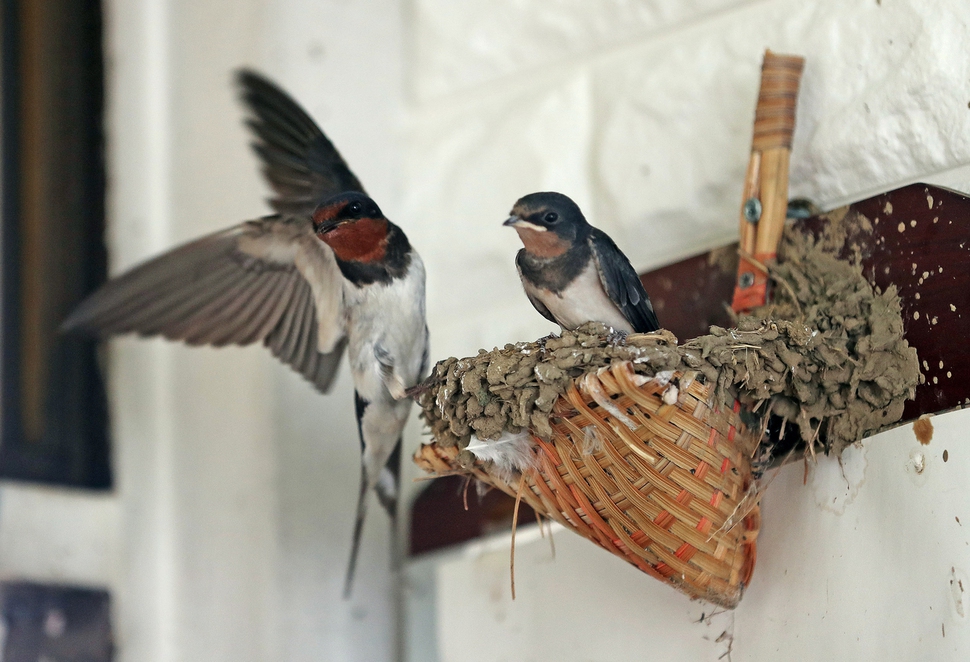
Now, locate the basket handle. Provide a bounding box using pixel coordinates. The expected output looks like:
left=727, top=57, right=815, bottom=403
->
left=732, top=50, right=805, bottom=313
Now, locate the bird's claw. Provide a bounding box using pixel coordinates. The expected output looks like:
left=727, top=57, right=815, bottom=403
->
left=606, top=328, right=629, bottom=345
left=404, top=382, right=430, bottom=399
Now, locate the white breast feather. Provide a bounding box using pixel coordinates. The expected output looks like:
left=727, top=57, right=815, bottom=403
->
left=528, top=260, right=631, bottom=333
left=344, top=254, right=428, bottom=404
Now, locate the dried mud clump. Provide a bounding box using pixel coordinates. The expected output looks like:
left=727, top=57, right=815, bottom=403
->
left=416, top=214, right=919, bottom=462
left=415, top=326, right=683, bottom=449
left=741, top=216, right=920, bottom=455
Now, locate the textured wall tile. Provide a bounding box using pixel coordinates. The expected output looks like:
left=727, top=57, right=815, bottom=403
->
left=591, top=0, right=970, bottom=268
left=411, top=0, right=753, bottom=102
left=409, top=1, right=970, bottom=278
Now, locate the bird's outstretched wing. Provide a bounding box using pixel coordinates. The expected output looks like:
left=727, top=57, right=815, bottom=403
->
left=588, top=229, right=660, bottom=334
left=63, top=215, right=348, bottom=393
left=236, top=69, right=365, bottom=215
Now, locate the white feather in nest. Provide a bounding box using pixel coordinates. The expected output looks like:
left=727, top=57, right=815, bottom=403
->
left=582, top=425, right=602, bottom=455
left=628, top=369, right=675, bottom=387
left=466, top=431, right=537, bottom=483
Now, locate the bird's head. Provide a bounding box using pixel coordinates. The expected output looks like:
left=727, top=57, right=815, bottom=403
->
left=503, top=192, right=588, bottom=258
left=313, top=192, right=389, bottom=263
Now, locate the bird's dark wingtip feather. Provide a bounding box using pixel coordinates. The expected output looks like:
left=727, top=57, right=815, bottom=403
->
left=59, top=314, right=84, bottom=335
left=234, top=68, right=271, bottom=92
left=59, top=301, right=100, bottom=336
left=234, top=67, right=367, bottom=207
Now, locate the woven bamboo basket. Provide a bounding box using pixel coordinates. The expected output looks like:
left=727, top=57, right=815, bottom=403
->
left=415, top=361, right=761, bottom=608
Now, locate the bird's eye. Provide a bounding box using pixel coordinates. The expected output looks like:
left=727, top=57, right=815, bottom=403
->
left=544, top=211, right=559, bottom=224
left=347, top=202, right=362, bottom=216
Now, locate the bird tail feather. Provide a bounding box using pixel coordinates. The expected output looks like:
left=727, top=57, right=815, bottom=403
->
left=375, top=439, right=402, bottom=571
left=343, top=465, right=369, bottom=599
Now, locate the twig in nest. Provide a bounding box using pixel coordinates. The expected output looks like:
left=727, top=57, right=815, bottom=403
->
left=802, top=417, right=820, bottom=464
left=510, top=473, right=527, bottom=600
left=756, top=410, right=772, bottom=444
left=770, top=272, right=803, bottom=319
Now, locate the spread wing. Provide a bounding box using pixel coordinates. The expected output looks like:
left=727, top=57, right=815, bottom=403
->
left=62, top=215, right=348, bottom=393
left=588, top=229, right=660, bottom=334
left=514, top=251, right=558, bottom=326
left=237, top=69, right=365, bottom=215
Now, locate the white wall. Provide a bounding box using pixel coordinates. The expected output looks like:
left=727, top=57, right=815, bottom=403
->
left=2, top=1, right=969, bottom=661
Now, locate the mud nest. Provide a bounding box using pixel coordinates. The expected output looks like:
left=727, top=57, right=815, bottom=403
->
left=416, top=218, right=919, bottom=467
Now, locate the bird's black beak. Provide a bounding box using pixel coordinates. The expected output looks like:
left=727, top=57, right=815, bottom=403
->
left=315, top=218, right=348, bottom=235
left=504, top=215, right=545, bottom=231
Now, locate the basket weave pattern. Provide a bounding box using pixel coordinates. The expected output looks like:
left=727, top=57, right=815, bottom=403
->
left=415, top=361, right=761, bottom=608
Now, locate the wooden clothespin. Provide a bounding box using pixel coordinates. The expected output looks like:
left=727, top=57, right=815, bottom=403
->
left=731, top=50, right=805, bottom=313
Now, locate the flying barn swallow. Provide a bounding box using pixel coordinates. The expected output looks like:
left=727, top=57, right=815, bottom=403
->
left=505, top=192, right=659, bottom=334
left=63, top=70, right=429, bottom=598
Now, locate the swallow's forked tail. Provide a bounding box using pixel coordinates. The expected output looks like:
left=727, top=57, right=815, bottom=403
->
left=343, top=465, right=369, bottom=599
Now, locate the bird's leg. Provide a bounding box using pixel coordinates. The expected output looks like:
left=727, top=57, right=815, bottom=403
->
left=404, top=381, right=431, bottom=399
left=606, top=327, right=629, bottom=345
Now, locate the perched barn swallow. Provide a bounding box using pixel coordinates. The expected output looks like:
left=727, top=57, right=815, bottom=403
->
left=63, top=71, right=429, bottom=598
left=504, top=192, right=660, bottom=334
